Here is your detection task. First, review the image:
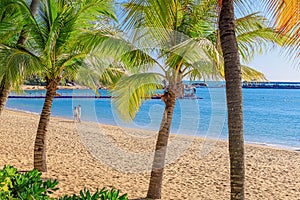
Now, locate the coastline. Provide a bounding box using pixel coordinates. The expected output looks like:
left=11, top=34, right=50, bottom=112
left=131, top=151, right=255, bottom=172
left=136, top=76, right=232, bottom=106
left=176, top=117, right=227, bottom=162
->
left=19, top=84, right=89, bottom=90
left=5, top=107, right=300, bottom=152
left=1, top=109, right=300, bottom=199
left=8, top=86, right=300, bottom=150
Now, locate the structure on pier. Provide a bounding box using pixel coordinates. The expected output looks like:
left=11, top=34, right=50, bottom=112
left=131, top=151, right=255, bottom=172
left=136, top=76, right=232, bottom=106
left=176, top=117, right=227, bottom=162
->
left=242, top=82, right=300, bottom=89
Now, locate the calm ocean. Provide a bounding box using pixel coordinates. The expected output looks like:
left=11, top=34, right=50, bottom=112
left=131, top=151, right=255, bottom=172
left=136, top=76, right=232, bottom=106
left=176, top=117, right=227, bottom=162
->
left=6, top=87, right=300, bottom=150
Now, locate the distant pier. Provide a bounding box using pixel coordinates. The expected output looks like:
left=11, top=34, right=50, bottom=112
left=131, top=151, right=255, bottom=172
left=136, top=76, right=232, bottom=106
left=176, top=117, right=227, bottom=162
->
left=242, top=82, right=300, bottom=89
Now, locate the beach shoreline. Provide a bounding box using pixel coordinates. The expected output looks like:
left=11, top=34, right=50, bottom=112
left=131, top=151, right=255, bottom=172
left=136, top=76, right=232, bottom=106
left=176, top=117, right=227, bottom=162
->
left=1, top=109, right=300, bottom=199
left=5, top=107, right=300, bottom=152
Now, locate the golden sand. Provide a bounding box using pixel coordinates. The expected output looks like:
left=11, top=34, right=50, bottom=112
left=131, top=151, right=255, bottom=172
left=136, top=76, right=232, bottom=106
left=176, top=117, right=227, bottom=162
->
left=0, top=109, right=299, bottom=199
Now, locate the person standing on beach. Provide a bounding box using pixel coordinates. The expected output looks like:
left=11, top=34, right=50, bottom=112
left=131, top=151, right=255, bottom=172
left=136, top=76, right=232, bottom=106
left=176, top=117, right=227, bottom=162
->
left=73, top=106, right=78, bottom=122
left=77, top=105, right=81, bottom=122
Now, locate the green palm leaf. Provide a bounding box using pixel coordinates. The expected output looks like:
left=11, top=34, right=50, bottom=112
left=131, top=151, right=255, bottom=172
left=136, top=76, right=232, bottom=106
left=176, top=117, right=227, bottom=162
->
left=235, top=13, right=287, bottom=63
left=0, top=44, right=42, bottom=88
left=241, top=65, right=267, bottom=81
left=75, top=57, right=125, bottom=90
left=112, top=73, right=164, bottom=121
left=0, top=0, right=33, bottom=45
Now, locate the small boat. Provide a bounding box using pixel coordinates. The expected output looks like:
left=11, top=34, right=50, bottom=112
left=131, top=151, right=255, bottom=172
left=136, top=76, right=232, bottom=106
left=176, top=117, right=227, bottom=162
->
left=151, top=94, right=162, bottom=99
left=191, top=82, right=208, bottom=88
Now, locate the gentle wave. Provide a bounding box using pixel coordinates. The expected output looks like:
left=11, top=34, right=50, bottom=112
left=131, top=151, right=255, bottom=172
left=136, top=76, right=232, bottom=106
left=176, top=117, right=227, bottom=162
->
left=6, top=107, right=40, bottom=116
left=246, top=141, right=300, bottom=151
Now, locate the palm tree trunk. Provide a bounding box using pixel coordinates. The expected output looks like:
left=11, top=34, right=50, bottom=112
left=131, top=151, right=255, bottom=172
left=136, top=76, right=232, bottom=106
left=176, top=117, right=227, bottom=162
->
left=0, top=77, right=11, bottom=115
left=147, top=90, right=176, bottom=199
left=17, top=0, right=40, bottom=44
left=34, top=79, right=59, bottom=172
left=219, top=0, right=245, bottom=200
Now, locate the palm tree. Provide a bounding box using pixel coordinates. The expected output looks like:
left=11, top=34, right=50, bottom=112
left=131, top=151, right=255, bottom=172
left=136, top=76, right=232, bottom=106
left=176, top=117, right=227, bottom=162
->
left=0, top=0, right=119, bottom=172
left=118, top=2, right=224, bottom=199
left=219, top=0, right=244, bottom=199
left=0, top=0, right=23, bottom=113
left=33, top=0, right=120, bottom=172
left=113, top=0, right=287, bottom=198
left=0, top=0, right=40, bottom=115
left=218, top=1, right=299, bottom=199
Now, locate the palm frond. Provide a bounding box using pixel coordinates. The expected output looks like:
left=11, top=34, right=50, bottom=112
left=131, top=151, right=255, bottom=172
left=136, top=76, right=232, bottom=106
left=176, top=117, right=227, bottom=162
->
left=263, top=0, right=299, bottom=34
left=122, top=0, right=180, bottom=44
left=263, top=0, right=299, bottom=65
left=98, top=67, right=125, bottom=87
left=166, top=36, right=223, bottom=81
left=235, top=13, right=288, bottom=63
left=49, top=0, right=116, bottom=57
left=0, top=44, right=42, bottom=87
left=78, top=28, right=159, bottom=74
left=237, top=28, right=286, bottom=62
left=22, top=0, right=119, bottom=83
left=184, top=60, right=223, bottom=81
left=121, top=49, right=158, bottom=73
left=112, top=73, right=164, bottom=121
left=78, top=29, right=131, bottom=57
left=168, top=37, right=219, bottom=64
left=75, top=0, right=117, bottom=25
left=75, top=65, right=102, bottom=91
left=241, top=65, right=267, bottom=81
left=0, top=0, right=32, bottom=45
left=74, top=54, right=126, bottom=90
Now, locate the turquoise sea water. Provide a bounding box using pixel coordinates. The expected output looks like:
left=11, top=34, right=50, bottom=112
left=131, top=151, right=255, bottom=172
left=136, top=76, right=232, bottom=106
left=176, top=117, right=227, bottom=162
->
left=6, top=88, right=300, bottom=150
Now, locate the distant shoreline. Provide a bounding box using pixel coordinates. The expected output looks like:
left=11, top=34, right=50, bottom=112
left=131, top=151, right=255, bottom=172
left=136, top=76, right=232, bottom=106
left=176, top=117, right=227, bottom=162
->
left=19, top=82, right=300, bottom=90
left=19, top=84, right=89, bottom=91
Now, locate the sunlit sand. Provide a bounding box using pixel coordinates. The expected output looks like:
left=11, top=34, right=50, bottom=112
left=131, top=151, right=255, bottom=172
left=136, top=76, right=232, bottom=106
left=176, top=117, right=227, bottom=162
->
left=0, top=109, right=299, bottom=199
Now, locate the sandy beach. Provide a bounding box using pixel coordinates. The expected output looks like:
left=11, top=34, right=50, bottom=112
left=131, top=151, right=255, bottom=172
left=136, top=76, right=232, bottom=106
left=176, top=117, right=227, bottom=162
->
left=0, top=109, right=299, bottom=199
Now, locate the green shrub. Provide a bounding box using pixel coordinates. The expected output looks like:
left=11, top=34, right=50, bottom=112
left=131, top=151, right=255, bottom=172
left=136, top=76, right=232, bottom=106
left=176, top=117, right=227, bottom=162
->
left=0, top=165, right=128, bottom=200
left=0, top=165, right=58, bottom=199
left=59, top=187, right=128, bottom=200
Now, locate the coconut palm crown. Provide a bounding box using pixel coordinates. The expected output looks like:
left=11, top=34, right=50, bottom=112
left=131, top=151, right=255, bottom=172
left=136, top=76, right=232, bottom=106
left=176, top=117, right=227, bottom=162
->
left=0, top=0, right=41, bottom=115
left=112, top=0, right=288, bottom=199
left=0, top=0, right=121, bottom=171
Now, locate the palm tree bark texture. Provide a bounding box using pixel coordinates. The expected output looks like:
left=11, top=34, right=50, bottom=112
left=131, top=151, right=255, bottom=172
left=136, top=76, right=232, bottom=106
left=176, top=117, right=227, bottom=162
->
left=18, top=0, right=40, bottom=45
left=219, top=0, right=245, bottom=200
left=0, top=76, right=11, bottom=115
left=34, top=77, right=60, bottom=172
left=0, top=0, right=40, bottom=115
left=147, top=89, right=176, bottom=199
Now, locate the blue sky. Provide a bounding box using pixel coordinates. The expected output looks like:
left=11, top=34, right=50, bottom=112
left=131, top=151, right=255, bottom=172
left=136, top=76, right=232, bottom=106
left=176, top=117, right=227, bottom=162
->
left=247, top=48, right=300, bottom=82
